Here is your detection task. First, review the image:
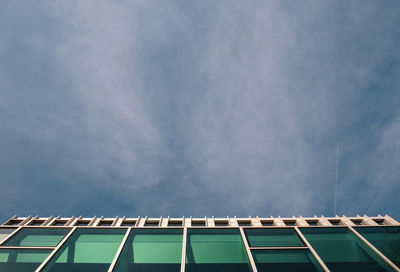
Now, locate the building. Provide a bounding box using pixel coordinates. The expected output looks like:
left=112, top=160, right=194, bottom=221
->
left=0, top=215, right=399, bottom=272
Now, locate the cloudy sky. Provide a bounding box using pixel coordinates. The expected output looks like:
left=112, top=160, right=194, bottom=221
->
left=0, top=1, right=399, bottom=223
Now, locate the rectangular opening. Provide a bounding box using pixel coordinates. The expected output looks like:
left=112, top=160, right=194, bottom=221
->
left=261, top=220, right=274, bottom=226
left=29, top=220, right=45, bottom=226
left=191, top=221, right=206, bottom=227
left=329, top=220, right=341, bottom=226
left=215, top=221, right=229, bottom=227
left=145, top=221, right=159, bottom=227
left=373, top=219, right=385, bottom=225
left=75, top=220, right=90, bottom=226
left=99, top=220, right=113, bottom=226
left=6, top=220, right=22, bottom=226
left=121, top=220, right=136, bottom=227
left=238, top=220, right=252, bottom=226
left=351, top=219, right=363, bottom=225
left=168, top=220, right=182, bottom=227
left=283, top=220, right=296, bottom=226
left=52, top=220, right=67, bottom=226
left=306, top=220, right=319, bottom=226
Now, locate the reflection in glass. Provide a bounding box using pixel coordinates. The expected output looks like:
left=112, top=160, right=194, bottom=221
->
left=252, top=249, right=324, bottom=272
left=0, top=229, right=16, bottom=243
left=4, top=228, right=70, bottom=247
left=301, top=228, right=395, bottom=271
left=41, top=228, right=126, bottom=272
left=356, top=227, right=400, bottom=267
left=0, top=249, right=50, bottom=272
left=245, top=228, right=304, bottom=247
left=185, top=228, right=252, bottom=272
left=114, top=229, right=183, bottom=272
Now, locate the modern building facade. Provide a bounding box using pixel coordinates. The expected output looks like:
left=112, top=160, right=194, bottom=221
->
left=0, top=215, right=399, bottom=272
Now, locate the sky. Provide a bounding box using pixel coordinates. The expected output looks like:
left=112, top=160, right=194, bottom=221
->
left=0, top=1, right=399, bottom=223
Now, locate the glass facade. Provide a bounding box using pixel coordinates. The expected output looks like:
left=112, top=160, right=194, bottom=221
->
left=245, top=228, right=304, bottom=247
left=114, top=228, right=183, bottom=272
left=301, top=228, right=395, bottom=271
left=252, top=249, right=324, bottom=272
left=0, top=249, right=51, bottom=272
left=41, top=228, right=126, bottom=272
left=355, top=227, right=400, bottom=267
left=4, top=228, right=70, bottom=247
left=186, top=228, right=252, bottom=272
left=0, top=216, right=399, bottom=272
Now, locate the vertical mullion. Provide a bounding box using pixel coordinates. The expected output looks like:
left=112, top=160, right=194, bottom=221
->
left=35, top=227, right=77, bottom=272
left=180, top=227, right=187, bottom=272
left=294, top=227, right=330, bottom=272
left=239, top=227, right=258, bottom=272
left=348, top=226, right=400, bottom=272
left=108, top=227, right=131, bottom=272
left=0, top=226, right=22, bottom=245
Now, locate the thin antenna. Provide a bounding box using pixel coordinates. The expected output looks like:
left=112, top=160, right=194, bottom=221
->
left=334, top=144, right=339, bottom=216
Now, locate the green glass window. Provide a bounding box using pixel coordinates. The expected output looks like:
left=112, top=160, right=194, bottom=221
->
left=301, top=228, right=395, bottom=271
left=252, top=249, right=325, bottom=272
left=245, top=228, right=304, bottom=247
left=0, top=249, right=51, bottom=272
left=185, top=228, right=252, bottom=272
left=113, top=229, right=183, bottom=272
left=4, top=228, right=70, bottom=247
left=0, top=229, right=16, bottom=243
left=355, top=227, right=400, bottom=267
left=41, top=228, right=126, bottom=272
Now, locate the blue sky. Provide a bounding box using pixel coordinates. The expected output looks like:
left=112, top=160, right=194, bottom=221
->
left=0, top=1, right=399, bottom=223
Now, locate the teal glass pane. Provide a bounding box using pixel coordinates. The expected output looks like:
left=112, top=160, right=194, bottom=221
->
left=113, top=229, right=183, bottom=272
left=252, top=249, right=325, bottom=272
left=245, top=228, right=304, bottom=247
left=41, top=228, right=126, bottom=272
left=355, top=227, right=400, bottom=267
left=4, top=228, right=70, bottom=247
left=0, top=229, right=16, bottom=243
left=185, top=228, right=252, bottom=272
left=301, top=228, right=395, bottom=271
left=0, top=249, right=51, bottom=272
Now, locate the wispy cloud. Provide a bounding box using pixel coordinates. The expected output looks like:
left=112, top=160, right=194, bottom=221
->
left=0, top=0, right=399, bottom=221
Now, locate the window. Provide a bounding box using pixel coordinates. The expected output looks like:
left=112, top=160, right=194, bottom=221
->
left=238, top=220, right=252, bottom=226
left=168, top=220, right=182, bottom=227
left=144, top=221, right=159, bottom=227
left=300, top=228, right=393, bottom=271
left=29, top=220, right=45, bottom=226
left=351, top=219, right=363, bottom=226
left=355, top=226, right=400, bottom=267
left=4, top=228, right=70, bottom=247
left=185, top=229, right=252, bottom=272
left=121, top=220, right=136, bottom=227
left=40, top=228, right=126, bottom=272
left=306, top=220, right=319, bottom=226
left=6, top=220, right=22, bottom=226
left=328, top=220, right=340, bottom=226
left=373, top=219, right=385, bottom=226
left=283, top=220, right=296, bottom=226
left=261, top=220, right=274, bottom=226
left=98, top=221, right=113, bottom=226
left=245, top=228, right=305, bottom=247
left=113, top=229, right=183, bottom=271
left=252, top=249, right=324, bottom=272
left=191, top=221, right=206, bottom=227
left=214, top=220, right=229, bottom=227
left=75, top=220, right=90, bottom=226
left=0, top=249, right=51, bottom=272
left=52, top=220, right=67, bottom=226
